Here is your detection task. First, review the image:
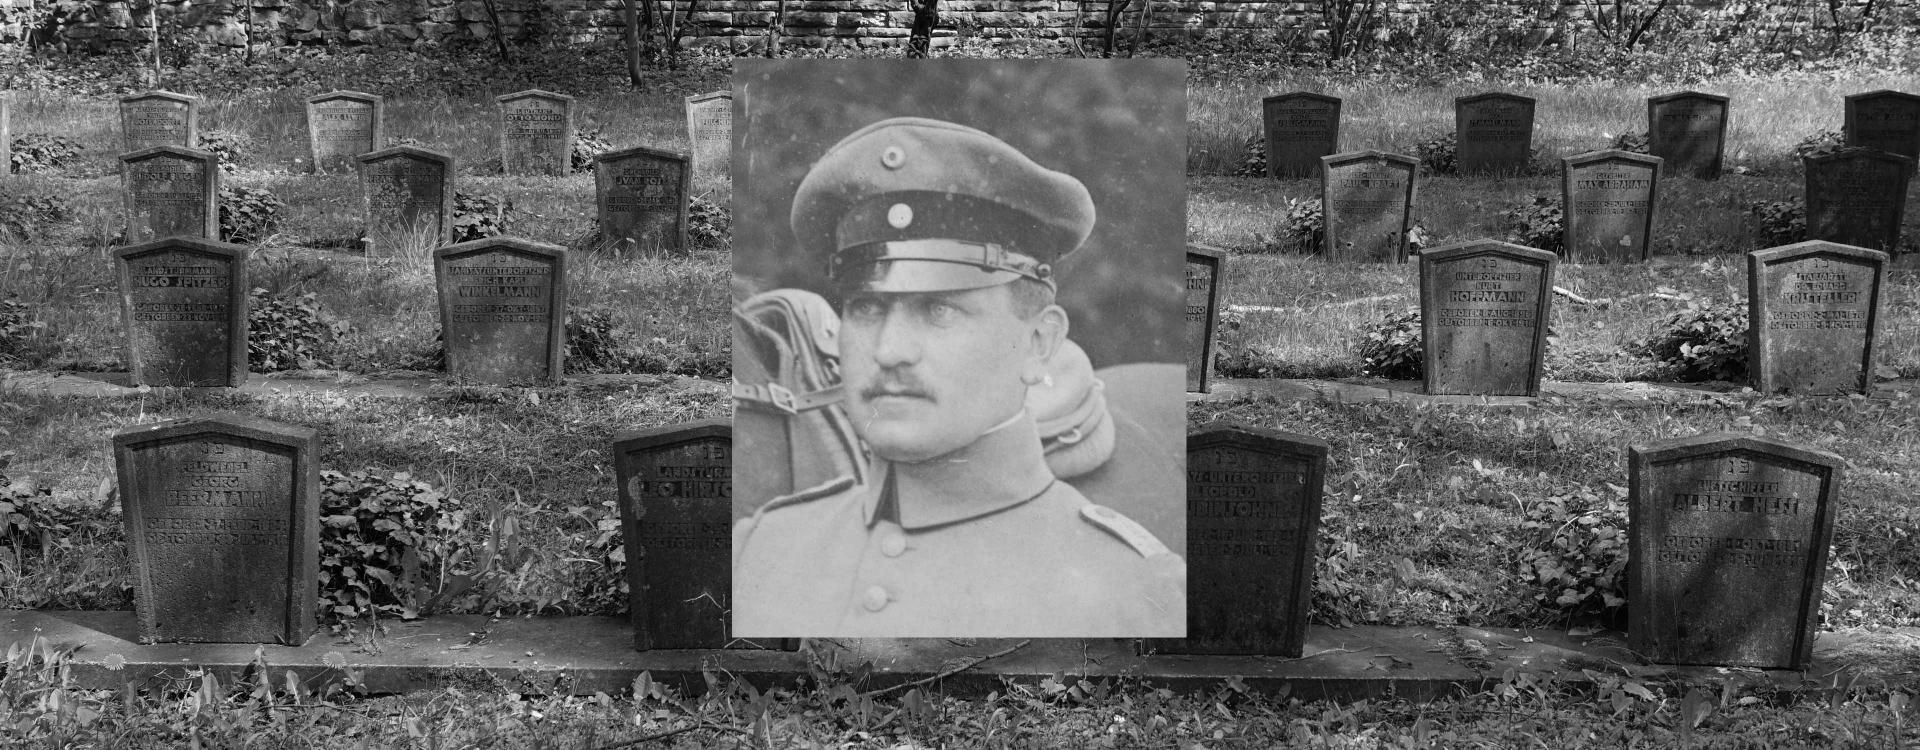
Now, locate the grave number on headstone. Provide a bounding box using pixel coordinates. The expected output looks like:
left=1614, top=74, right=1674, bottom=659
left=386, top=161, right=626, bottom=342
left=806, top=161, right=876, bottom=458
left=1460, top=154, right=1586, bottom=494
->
left=306, top=91, right=384, bottom=175
left=615, top=420, right=738, bottom=651
left=1804, top=148, right=1915, bottom=254
left=115, top=237, right=248, bottom=388
left=595, top=146, right=691, bottom=254
left=1262, top=92, right=1341, bottom=179
left=1321, top=150, right=1418, bottom=263
left=1455, top=93, right=1536, bottom=175
left=1748, top=241, right=1887, bottom=395
left=358, top=145, right=454, bottom=253
left=1844, top=90, right=1920, bottom=161
left=685, top=91, right=732, bottom=174
left=496, top=89, right=575, bottom=177
left=121, top=146, right=219, bottom=243
left=1628, top=432, right=1841, bottom=670
left=1647, top=91, right=1729, bottom=180
left=114, top=414, right=319, bottom=645
left=433, top=238, right=566, bottom=384
left=1419, top=240, right=1556, bottom=397
left=119, top=91, right=198, bottom=153
left=1148, top=423, right=1325, bottom=657
left=1185, top=244, right=1225, bottom=393
left=1562, top=150, right=1662, bottom=264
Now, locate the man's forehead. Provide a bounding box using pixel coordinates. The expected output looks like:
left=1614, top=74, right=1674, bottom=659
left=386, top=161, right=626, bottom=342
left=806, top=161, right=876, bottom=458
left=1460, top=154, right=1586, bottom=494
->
left=843, top=285, right=1012, bottom=305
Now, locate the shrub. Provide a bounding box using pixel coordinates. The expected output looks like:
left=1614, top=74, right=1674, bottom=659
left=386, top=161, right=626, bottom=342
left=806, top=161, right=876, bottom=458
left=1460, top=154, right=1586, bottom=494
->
left=1272, top=196, right=1324, bottom=254
left=1630, top=296, right=1748, bottom=382
left=1355, top=306, right=1423, bottom=380
left=1504, top=195, right=1564, bottom=255
left=688, top=194, right=730, bottom=248
left=248, top=289, right=344, bottom=372
left=1410, top=132, right=1457, bottom=175
left=1748, top=199, right=1806, bottom=247
left=8, top=133, right=81, bottom=174
left=565, top=309, right=638, bottom=373
left=571, top=128, right=613, bottom=174
left=1610, top=131, right=1651, bottom=154
left=1516, top=485, right=1628, bottom=628
left=0, top=192, right=72, bottom=242
left=197, top=129, right=253, bottom=174
left=1793, top=129, right=1845, bottom=161
left=452, top=191, right=508, bottom=242
left=1233, top=132, right=1268, bottom=177
left=318, top=470, right=466, bottom=622
left=0, top=299, right=46, bottom=365
left=218, top=185, right=286, bottom=244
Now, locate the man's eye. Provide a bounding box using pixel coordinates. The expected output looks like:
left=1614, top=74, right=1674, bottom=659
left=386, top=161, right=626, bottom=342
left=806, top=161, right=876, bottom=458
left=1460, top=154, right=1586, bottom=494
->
left=926, top=301, right=962, bottom=324
left=844, top=299, right=884, bottom=319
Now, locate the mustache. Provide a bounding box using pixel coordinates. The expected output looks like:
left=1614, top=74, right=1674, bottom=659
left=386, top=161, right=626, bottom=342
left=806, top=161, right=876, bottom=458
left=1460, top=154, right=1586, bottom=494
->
left=859, top=373, right=934, bottom=401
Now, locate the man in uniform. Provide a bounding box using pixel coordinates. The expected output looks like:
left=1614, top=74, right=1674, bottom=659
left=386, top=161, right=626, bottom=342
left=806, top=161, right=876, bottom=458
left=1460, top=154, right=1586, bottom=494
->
left=732, top=117, right=1185, bottom=638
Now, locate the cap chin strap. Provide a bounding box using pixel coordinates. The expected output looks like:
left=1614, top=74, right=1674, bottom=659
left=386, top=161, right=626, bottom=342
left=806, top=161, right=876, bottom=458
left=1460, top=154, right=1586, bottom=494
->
left=832, top=239, right=1055, bottom=290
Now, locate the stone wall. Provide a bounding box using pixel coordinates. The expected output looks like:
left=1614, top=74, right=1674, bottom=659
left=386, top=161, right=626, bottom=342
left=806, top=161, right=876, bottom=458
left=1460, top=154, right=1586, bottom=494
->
left=0, top=0, right=1902, bottom=54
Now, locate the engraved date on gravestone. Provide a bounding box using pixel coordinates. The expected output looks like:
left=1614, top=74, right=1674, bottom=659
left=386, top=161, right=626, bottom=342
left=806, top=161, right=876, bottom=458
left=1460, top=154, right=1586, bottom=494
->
left=616, top=420, right=736, bottom=651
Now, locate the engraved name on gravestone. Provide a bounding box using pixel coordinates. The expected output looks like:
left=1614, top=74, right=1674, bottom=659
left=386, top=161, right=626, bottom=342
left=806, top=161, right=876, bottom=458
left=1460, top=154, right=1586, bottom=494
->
left=616, top=420, right=737, bottom=651
left=1150, top=424, right=1325, bottom=657
left=497, top=89, right=574, bottom=177
left=1420, top=240, right=1556, bottom=397
left=433, top=238, right=566, bottom=385
left=1629, top=432, right=1841, bottom=669
left=685, top=91, right=732, bottom=173
left=1845, top=90, right=1920, bottom=161
left=358, top=145, right=454, bottom=252
left=1748, top=241, right=1887, bottom=395
left=1804, top=148, right=1915, bottom=254
left=1563, top=150, right=1662, bottom=264
left=122, top=146, right=218, bottom=243
left=119, top=91, right=197, bottom=153
left=114, top=414, right=319, bottom=645
left=115, top=237, right=248, bottom=388
left=1185, top=244, right=1224, bottom=393
left=1322, top=150, right=1417, bottom=263
left=1262, top=92, right=1340, bottom=179
left=594, top=146, right=691, bottom=253
left=1647, top=91, right=1729, bottom=180
left=1455, top=93, right=1535, bottom=175
left=306, top=91, right=383, bottom=175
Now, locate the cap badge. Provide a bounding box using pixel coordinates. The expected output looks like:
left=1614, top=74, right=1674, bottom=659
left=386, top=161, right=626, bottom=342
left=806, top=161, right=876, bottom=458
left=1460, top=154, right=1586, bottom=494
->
left=881, top=145, right=906, bottom=170
left=887, top=203, right=913, bottom=228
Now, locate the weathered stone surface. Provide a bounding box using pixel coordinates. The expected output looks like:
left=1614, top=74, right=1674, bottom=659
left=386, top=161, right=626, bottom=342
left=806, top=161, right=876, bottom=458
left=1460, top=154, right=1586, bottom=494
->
left=1747, top=241, right=1887, bottom=395
left=119, top=90, right=197, bottom=152
left=1261, top=91, right=1339, bottom=179
left=594, top=145, right=690, bottom=253
left=684, top=90, right=731, bottom=175
left=1647, top=91, right=1729, bottom=180
left=1803, top=148, right=1915, bottom=253
left=1562, top=150, right=1661, bottom=264
left=121, top=145, right=218, bottom=243
left=357, top=145, right=453, bottom=252
left=1454, top=93, right=1534, bottom=176
left=1628, top=432, right=1842, bottom=669
left=113, top=414, right=319, bottom=645
left=1844, top=90, right=1920, bottom=161
left=306, top=90, right=383, bottom=175
left=1185, top=244, right=1224, bottom=393
left=1419, top=240, right=1555, bottom=396
left=1149, top=423, right=1325, bottom=657
left=114, top=237, right=248, bottom=388
left=614, top=420, right=737, bottom=650
left=496, top=89, right=574, bottom=176
left=1320, top=150, right=1416, bottom=263
left=433, top=238, right=566, bottom=385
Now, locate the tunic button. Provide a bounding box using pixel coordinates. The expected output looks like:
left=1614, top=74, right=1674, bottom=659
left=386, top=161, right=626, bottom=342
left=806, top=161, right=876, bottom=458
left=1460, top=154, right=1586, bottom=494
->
left=863, top=585, right=889, bottom=612
left=880, top=534, right=907, bottom=557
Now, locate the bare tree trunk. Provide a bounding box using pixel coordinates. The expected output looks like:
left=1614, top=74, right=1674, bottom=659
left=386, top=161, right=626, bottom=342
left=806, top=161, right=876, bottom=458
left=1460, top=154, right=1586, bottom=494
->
left=1102, top=0, right=1129, bottom=57
left=150, top=0, right=161, bottom=87
left=1068, top=0, right=1085, bottom=57
left=1128, top=0, right=1149, bottom=56
left=623, top=0, right=644, bottom=86
left=767, top=0, right=785, bottom=57
left=907, top=0, right=938, bottom=58
left=480, top=0, right=513, bottom=62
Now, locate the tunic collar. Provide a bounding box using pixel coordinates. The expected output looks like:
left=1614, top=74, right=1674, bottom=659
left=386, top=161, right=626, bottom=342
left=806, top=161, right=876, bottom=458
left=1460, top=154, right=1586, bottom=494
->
left=863, top=411, right=1057, bottom=530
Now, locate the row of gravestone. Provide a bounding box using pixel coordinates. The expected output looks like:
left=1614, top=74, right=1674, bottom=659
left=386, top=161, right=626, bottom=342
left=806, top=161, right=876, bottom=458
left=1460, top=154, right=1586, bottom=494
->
left=117, top=236, right=573, bottom=386
left=1262, top=89, right=1920, bottom=179
left=110, top=413, right=1841, bottom=670
left=1185, top=240, right=1892, bottom=397
left=119, top=143, right=694, bottom=253
left=1284, top=146, right=1912, bottom=264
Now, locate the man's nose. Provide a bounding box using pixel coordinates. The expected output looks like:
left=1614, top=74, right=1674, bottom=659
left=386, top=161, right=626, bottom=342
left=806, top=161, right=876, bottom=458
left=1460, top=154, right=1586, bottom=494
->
left=869, top=306, right=922, bottom=368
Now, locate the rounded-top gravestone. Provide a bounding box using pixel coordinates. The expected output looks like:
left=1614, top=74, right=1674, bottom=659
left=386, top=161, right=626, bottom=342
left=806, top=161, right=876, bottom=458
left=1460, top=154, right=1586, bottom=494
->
left=1562, top=149, right=1662, bottom=264
left=433, top=237, right=567, bottom=385
left=1262, top=91, right=1341, bottom=179
left=114, top=236, right=249, bottom=388
left=1418, top=240, right=1556, bottom=397
left=306, top=90, right=384, bottom=175
left=119, top=90, right=198, bottom=153
left=496, top=89, right=575, bottom=177
left=1747, top=241, right=1887, bottom=395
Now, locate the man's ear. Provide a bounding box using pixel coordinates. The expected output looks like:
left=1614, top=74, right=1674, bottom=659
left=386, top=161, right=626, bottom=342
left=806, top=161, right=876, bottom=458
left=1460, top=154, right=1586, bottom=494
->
left=1028, top=304, right=1069, bottom=364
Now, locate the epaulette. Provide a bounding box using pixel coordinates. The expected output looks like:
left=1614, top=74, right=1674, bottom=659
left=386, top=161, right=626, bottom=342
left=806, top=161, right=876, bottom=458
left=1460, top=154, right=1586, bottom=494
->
left=756, top=474, right=857, bottom=516
left=1079, top=504, right=1172, bottom=559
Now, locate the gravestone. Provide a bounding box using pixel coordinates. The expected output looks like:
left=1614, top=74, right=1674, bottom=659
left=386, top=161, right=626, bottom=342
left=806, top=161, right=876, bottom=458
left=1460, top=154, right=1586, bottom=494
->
left=358, top=146, right=454, bottom=252
left=1321, top=150, right=1418, bottom=263
left=1628, top=432, right=1841, bottom=669
left=1185, top=244, right=1224, bottom=393
left=1804, top=148, right=1915, bottom=253
left=1262, top=92, right=1341, bottom=179
left=1455, top=93, right=1535, bottom=175
left=1748, top=241, right=1887, bottom=395
left=306, top=91, right=384, bottom=175
left=433, top=238, right=566, bottom=384
left=615, top=420, right=738, bottom=650
left=1844, top=90, right=1920, bottom=161
left=1647, top=91, right=1729, bottom=179
left=113, top=414, right=319, bottom=645
left=119, top=91, right=198, bottom=153
left=1148, top=423, right=1325, bottom=657
left=496, top=89, right=574, bottom=177
left=1562, top=150, right=1662, bottom=264
left=1419, top=240, right=1556, bottom=396
left=594, top=145, right=691, bottom=253
left=685, top=90, right=732, bottom=174
left=114, top=237, right=248, bottom=387
left=121, top=146, right=218, bottom=243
